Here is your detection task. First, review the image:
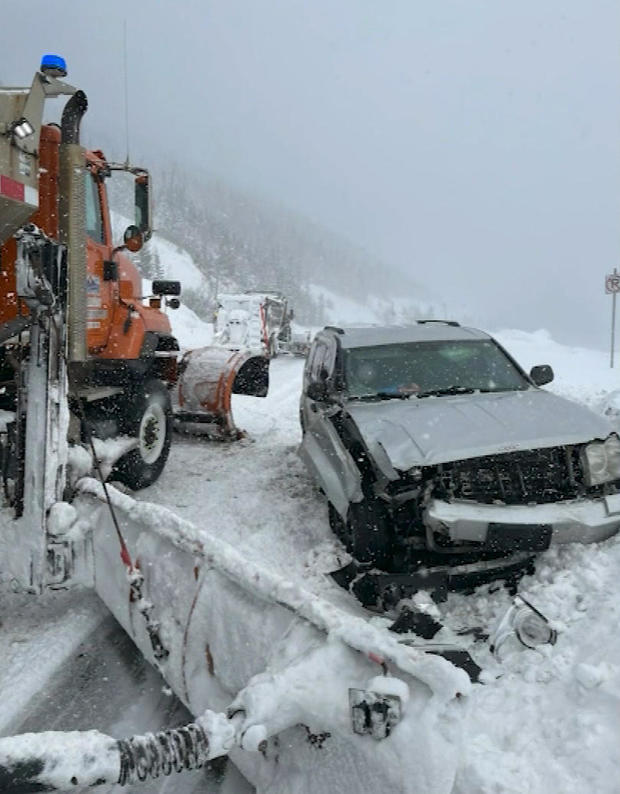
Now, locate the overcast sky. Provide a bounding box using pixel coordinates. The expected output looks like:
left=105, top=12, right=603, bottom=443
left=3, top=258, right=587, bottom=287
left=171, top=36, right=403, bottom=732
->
left=2, top=0, right=619, bottom=347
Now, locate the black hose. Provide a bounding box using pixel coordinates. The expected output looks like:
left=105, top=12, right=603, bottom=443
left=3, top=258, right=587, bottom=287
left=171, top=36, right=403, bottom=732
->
left=0, top=720, right=214, bottom=792
left=117, top=722, right=211, bottom=785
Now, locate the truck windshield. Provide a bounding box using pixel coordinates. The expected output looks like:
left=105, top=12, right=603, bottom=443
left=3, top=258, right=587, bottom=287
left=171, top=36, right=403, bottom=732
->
left=344, top=339, right=530, bottom=399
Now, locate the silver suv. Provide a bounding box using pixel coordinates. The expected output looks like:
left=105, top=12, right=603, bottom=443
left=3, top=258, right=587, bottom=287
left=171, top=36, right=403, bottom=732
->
left=299, top=322, right=620, bottom=572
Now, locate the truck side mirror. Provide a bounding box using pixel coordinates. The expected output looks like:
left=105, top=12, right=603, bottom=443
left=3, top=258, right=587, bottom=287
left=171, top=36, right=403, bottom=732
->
left=153, top=280, right=181, bottom=296
left=135, top=173, right=151, bottom=240
left=123, top=225, right=143, bottom=253
left=530, top=364, right=554, bottom=386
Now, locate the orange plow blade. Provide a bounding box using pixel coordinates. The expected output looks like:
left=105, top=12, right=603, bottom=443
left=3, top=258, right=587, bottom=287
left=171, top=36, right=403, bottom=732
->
left=175, top=346, right=269, bottom=439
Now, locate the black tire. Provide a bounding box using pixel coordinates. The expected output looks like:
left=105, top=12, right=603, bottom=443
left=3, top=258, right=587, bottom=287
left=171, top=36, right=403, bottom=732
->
left=112, top=379, right=173, bottom=490
left=347, top=497, right=393, bottom=570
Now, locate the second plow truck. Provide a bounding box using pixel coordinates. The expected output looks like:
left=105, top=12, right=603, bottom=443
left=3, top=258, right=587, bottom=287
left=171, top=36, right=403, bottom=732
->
left=0, top=58, right=557, bottom=794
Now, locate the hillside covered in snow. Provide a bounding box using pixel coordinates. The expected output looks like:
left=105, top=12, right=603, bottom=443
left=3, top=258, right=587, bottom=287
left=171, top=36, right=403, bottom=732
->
left=109, top=167, right=437, bottom=327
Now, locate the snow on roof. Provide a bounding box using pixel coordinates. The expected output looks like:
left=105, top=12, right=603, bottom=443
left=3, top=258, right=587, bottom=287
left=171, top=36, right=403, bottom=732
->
left=331, top=323, right=490, bottom=348
left=218, top=292, right=284, bottom=304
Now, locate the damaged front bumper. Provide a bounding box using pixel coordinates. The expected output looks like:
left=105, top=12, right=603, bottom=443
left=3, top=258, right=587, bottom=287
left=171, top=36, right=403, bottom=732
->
left=424, top=494, right=620, bottom=548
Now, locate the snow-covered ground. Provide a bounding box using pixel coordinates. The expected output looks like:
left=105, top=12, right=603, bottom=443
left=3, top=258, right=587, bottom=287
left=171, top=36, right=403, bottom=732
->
left=1, top=321, right=619, bottom=793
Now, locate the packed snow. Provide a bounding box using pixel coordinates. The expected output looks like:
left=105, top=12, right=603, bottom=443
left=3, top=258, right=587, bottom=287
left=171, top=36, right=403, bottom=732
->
left=1, top=317, right=619, bottom=793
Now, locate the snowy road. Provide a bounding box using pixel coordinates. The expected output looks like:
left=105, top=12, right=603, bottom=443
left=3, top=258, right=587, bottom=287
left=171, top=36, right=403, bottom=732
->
left=143, top=356, right=346, bottom=592
left=10, top=612, right=227, bottom=794
left=0, top=593, right=252, bottom=793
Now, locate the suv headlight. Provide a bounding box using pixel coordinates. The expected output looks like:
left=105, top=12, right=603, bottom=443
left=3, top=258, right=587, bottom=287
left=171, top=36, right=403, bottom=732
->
left=582, top=435, right=620, bottom=486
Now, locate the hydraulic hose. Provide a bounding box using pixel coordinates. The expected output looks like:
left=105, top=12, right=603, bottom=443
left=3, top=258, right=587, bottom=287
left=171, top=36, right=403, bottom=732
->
left=0, top=712, right=239, bottom=792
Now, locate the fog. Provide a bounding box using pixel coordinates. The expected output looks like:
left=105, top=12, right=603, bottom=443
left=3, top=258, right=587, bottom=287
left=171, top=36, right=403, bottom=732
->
left=2, top=0, right=619, bottom=347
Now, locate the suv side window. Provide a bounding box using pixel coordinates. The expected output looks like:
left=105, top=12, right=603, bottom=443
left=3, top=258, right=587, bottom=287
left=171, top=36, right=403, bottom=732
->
left=312, top=339, right=337, bottom=382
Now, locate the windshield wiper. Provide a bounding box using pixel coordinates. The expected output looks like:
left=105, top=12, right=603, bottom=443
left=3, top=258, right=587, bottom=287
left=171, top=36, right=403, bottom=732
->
left=351, top=386, right=477, bottom=401
left=349, top=393, right=403, bottom=402
left=375, top=391, right=415, bottom=400
left=416, top=386, right=476, bottom=398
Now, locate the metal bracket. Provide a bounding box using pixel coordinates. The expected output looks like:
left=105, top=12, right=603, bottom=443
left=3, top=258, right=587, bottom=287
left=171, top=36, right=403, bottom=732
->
left=349, top=688, right=402, bottom=740
left=46, top=540, right=74, bottom=587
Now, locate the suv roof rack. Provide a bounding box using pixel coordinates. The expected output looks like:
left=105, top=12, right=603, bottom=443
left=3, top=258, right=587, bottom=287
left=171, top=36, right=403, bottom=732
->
left=417, top=319, right=461, bottom=327
left=324, top=325, right=345, bottom=334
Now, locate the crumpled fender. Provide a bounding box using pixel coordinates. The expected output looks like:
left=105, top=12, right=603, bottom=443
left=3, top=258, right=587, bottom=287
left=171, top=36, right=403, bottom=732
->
left=298, top=420, right=363, bottom=518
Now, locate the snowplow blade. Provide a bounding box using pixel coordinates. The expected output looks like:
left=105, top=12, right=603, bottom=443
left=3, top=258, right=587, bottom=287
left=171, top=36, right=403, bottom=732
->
left=61, top=480, right=471, bottom=794
left=175, top=346, right=269, bottom=439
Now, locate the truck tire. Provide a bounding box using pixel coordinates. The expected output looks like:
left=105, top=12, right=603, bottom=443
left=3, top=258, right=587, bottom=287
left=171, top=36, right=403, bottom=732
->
left=347, top=498, right=393, bottom=570
left=112, top=379, right=172, bottom=490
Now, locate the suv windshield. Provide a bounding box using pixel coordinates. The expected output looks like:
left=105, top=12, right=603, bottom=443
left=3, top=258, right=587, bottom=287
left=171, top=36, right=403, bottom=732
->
left=344, top=339, right=530, bottom=398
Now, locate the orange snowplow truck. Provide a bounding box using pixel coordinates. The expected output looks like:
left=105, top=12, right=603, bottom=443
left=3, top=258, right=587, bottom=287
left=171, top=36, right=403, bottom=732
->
left=0, top=55, right=181, bottom=491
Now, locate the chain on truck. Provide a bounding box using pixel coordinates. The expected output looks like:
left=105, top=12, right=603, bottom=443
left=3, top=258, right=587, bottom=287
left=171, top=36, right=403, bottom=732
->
left=0, top=57, right=557, bottom=794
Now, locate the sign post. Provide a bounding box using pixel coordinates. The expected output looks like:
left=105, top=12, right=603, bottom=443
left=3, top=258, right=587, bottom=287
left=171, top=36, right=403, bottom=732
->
left=605, top=268, right=620, bottom=368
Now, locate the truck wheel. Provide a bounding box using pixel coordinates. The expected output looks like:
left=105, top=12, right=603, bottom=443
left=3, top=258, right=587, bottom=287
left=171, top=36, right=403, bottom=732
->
left=347, top=498, right=393, bottom=570
left=112, top=379, right=172, bottom=490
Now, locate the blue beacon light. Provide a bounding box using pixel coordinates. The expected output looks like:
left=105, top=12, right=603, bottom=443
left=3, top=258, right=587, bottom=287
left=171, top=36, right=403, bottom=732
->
left=40, top=54, right=67, bottom=78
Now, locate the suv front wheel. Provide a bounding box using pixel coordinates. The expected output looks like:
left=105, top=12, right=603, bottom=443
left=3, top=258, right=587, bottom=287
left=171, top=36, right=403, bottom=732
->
left=346, top=498, right=393, bottom=571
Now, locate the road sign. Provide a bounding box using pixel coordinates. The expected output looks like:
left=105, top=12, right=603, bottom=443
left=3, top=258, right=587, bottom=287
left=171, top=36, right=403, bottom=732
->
left=606, top=273, right=620, bottom=293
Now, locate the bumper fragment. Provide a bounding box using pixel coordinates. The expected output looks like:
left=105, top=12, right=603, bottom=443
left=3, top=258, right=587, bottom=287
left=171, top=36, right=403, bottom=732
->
left=424, top=497, right=620, bottom=546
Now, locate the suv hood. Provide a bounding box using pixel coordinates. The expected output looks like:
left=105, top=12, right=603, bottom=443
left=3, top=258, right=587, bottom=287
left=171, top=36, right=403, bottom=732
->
left=347, top=389, right=613, bottom=472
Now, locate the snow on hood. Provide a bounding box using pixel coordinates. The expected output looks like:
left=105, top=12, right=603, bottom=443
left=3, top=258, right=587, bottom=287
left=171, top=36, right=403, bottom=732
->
left=347, top=388, right=614, bottom=472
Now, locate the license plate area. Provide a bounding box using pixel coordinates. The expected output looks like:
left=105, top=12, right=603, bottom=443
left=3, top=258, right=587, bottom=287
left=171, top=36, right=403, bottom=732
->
left=485, top=523, right=552, bottom=553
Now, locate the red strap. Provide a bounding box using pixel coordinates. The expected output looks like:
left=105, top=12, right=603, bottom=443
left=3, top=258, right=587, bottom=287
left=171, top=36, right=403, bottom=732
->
left=120, top=543, right=132, bottom=568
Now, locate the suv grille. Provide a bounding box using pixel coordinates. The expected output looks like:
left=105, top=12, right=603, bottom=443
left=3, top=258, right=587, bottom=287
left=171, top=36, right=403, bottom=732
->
left=437, top=446, right=588, bottom=505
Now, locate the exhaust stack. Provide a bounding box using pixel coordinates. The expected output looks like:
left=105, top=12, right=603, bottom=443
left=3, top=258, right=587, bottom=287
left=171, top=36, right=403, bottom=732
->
left=58, top=90, right=88, bottom=363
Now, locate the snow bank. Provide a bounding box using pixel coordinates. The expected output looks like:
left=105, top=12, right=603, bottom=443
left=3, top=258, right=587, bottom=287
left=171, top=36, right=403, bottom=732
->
left=449, top=534, right=620, bottom=794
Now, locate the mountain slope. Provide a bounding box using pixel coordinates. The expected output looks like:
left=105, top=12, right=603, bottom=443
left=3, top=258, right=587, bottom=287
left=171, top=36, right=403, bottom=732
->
left=109, top=165, right=437, bottom=324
